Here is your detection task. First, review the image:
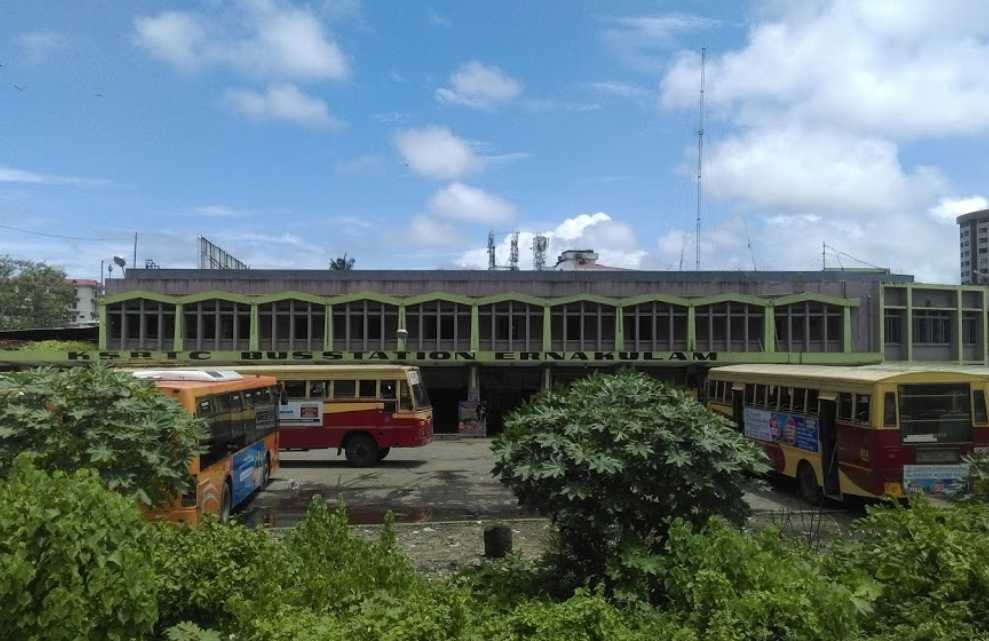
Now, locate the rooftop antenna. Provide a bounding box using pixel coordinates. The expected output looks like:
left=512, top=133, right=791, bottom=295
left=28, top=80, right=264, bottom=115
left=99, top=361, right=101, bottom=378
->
left=678, top=233, right=687, bottom=270
left=695, top=47, right=706, bottom=271
left=509, top=231, right=520, bottom=271
left=532, top=235, right=548, bottom=271
left=487, top=231, right=497, bottom=270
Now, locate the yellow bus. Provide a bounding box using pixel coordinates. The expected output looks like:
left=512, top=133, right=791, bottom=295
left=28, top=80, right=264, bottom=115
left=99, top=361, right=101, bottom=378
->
left=706, top=364, right=989, bottom=504
left=133, top=370, right=280, bottom=524
left=231, top=365, right=433, bottom=466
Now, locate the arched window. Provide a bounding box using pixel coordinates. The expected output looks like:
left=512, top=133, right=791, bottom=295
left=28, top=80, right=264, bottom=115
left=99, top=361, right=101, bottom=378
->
left=478, top=301, right=543, bottom=351
left=774, top=302, right=843, bottom=352
left=621, top=302, right=688, bottom=352
left=405, top=300, right=471, bottom=351
left=331, top=300, right=399, bottom=351
left=106, top=299, right=176, bottom=350
left=550, top=301, right=615, bottom=351
left=259, top=300, right=325, bottom=351
left=694, top=302, right=764, bottom=352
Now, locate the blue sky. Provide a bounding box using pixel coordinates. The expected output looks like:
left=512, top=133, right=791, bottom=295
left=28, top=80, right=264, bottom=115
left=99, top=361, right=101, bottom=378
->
left=2, top=1, right=988, bottom=281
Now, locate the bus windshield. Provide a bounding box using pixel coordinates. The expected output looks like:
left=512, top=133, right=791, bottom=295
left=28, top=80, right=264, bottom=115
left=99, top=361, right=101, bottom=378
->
left=899, top=384, right=972, bottom=443
left=412, top=382, right=431, bottom=409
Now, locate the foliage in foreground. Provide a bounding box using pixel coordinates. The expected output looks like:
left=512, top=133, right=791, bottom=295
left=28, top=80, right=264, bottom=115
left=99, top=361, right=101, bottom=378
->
left=492, top=370, right=769, bottom=587
left=0, top=456, right=158, bottom=641
left=0, top=364, right=206, bottom=506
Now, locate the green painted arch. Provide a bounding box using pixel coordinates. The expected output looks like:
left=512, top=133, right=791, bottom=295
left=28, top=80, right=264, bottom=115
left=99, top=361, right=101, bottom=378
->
left=771, top=292, right=860, bottom=307
left=325, top=291, right=404, bottom=306
left=403, top=292, right=476, bottom=306
left=620, top=293, right=691, bottom=308
left=474, top=292, right=550, bottom=307
left=178, top=291, right=256, bottom=305
left=689, top=293, right=769, bottom=307
left=253, top=291, right=335, bottom=306
left=101, top=290, right=181, bottom=306
left=546, top=294, right=620, bottom=307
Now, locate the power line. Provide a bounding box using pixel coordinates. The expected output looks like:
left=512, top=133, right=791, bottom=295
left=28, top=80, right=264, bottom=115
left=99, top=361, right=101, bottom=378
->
left=0, top=223, right=130, bottom=243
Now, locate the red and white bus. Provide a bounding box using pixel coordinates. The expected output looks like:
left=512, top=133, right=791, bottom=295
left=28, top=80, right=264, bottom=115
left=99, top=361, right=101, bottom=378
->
left=233, top=365, right=433, bottom=466
left=706, top=364, right=989, bottom=503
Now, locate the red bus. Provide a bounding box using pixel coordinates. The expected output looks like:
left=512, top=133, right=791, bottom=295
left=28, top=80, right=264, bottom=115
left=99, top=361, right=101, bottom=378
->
left=706, top=364, right=988, bottom=503
left=233, top=365, right=433, bottom=466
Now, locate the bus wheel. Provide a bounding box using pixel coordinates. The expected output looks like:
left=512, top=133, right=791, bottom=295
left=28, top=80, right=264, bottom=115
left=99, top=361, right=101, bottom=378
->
left=377, top=447, right=391, bottom=462
left=345, top=434, right=379, bottom=467
left=220, top=480, right=233, bottom=523
left=797, top=461, right=823, bottom=506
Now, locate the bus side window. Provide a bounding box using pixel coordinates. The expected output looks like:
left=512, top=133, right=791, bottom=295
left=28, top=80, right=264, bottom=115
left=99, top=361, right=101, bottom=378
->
left=284, top=381, right=306, bottom=400
left=309, top=382, right=325, bottom=399
left=381, top=380, right=396, bottom=399
left=399, top=381, right=412, bottom=411
left=745, top=384, right=755, bottom=405
left=974, top=389, right=988, bottom=424
left=335, top=380, right=356, bottom=399
left=707, top=380, right=716, bottom=399
left=228, top=391, right=243, bottom=412
left=792, top=388, right=806, bottom=414
left=723, top=383, right=732, bottom=403
left=855, top=394, right=871, bottom=424
left=779, top=386, right=791, bottom=411
left=359, top=380, right=377, bottom=399
left=242, top=389, right=254, bottom=408
left=807, top=389, right=819, bottom=415
left=767, top=385, right=778, bottom=409
left=754, top=384, right=764, bottom=407
left=883, top=391, right=897, bottom=426
left=196, top=398, right=214, bottom=418
left=838, top=393, right=853, bottom=421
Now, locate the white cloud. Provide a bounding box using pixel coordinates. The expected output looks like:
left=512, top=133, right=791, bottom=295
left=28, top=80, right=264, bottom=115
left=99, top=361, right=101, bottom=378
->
left=0, top=166, right=109, bottom=188
left=225, top=83, right=343, bottom=129
left=582, top=81, right=650, bottom=99
left=408, top=215, right=463, bottom=247
left=427, top=7, right=452, bottom=28
left=929, top=195, right=989, bottom=223
left=436, top=61, right=522, bottom=110
left=601, top=13, right=721, bottom=72
left=14, top=30, right=68, bottom=64
left=521, top=98, right=601, bottom=113
left=429, top=182, right=516, bottom=224
left=193, top=204, right=250, bottom=218
left=456, top=212, right=645, bottom=269
left=394, top=126, right=481, bottom=180
left=334, top=154, right=387, bottom=176
left=134, top=2, right=348, bottom=80
left=660, top=3, right=989, bottom=138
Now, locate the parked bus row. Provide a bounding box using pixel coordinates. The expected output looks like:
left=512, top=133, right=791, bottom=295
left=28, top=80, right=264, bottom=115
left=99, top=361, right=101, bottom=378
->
left=705, top=364, right=989, bottom=504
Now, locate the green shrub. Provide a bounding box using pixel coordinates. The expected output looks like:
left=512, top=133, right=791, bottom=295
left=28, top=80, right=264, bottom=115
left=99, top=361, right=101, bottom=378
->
left=0, top=364, right=206, bottom=506
left=965, top=450, right=989, bottom=501
left=658, top=518, right=867, bottom=641
left=0, top=455, right=158, bottom=641
left=829, top=499, right=989, bottom=641
left=16, top=339, right=97, bottom=352
left=492, top=370, right=768, bottom=586
left=147, top=517, right=294, bottom=632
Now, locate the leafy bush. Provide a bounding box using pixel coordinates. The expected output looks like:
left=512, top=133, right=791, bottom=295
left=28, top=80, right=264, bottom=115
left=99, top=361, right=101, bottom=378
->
left=829, top=499, right=989, bottom=641
left=0, top=455, right=158, bottom=641
left=492, top=370, right=768, bottom=585
left=0, top=364, right=206, bottom=505
left=147, top=517, right=293, bottom=632
left=964, top=450, right=989, bottom=501
left=16, top=339, right=97, bottom=352
left=658, top=518, right=868, bottom=641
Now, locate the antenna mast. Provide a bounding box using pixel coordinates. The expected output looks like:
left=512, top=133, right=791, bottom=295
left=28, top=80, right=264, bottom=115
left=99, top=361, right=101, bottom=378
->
left=695, top=47, right=706, bottom=271
left=509, top=232, right=520, bottom=271
left=487, top=231, right=497, bottom=270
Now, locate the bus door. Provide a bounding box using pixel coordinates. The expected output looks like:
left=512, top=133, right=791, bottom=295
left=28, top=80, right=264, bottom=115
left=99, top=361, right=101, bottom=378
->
left=818, top=394, right=840, bottom=497
left=731, top=383, right=744, bottom=430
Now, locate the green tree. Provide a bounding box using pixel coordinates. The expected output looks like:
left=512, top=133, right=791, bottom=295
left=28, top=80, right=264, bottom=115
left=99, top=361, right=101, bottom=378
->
left=492, top=370, right=768, bottom=588
left=0, top=364, right=206, bottom=506
left=0, top=455, right=158, bottom=641
left=329, top=253, right=356, bottom=270
left=0, top=255, right=77, bottom=329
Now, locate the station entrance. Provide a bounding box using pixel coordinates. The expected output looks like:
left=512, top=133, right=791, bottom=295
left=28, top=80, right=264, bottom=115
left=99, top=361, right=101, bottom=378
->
left=419, top=367, right=469, bottom=434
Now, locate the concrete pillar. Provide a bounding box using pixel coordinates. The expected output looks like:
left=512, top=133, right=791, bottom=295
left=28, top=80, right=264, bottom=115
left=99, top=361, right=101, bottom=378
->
left=956, top=290, right=964, bottom=363
left=687, top=306, right=696, bottom=352
left=249, top=304, right=260, bottom=351
left=905, top=287, right=913, bottom=361
left=324, top=304, right=333, bottom=351
left=98, top=304, right=108, bottom=349
left=615, top=306, right=624, bottom=352
left=542, top=366, right=552, bottom=391
left=174, top=303, right=184, bottom=351
left=468, top=365, right=480, bottom=401
left=397, top=304, right=407, bottom=351
left=764, top=305, right=775, bottom=353
left=842, top=306, right=853, bottom=353
left=542, top=305, right=552, bottom=351
left=470, top=304, right=480, bottom=352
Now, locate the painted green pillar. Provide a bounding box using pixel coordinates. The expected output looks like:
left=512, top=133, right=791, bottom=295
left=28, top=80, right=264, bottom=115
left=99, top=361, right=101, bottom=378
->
left=905, top=287, right=913, bottom=362
left=174, top=303, right=184, bottom=351
left=686, top=306, right=696, bottom=351
left=542, top=306, right=552, bottom=351
left=324, top=304, right=333, bottom=351
left=842, top=306, right=853, bottom=353
left=98, top=304, right=108, bottom=349
left=397, top=304, right=407, bottom=351
left=470, top=304, right=480, bottom=352
left=249, top=303, right=260, bottom=351
left=982, top=289, right=988, bottom=365
left=764, top=306, right=775, bottom=353
left=956, top=290, right=964, bottom=363
left=614, top=306, right=624, bottom=352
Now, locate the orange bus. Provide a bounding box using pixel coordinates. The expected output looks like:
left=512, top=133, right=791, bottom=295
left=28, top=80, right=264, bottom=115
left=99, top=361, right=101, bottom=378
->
left=706, top=364, right=988, bottom=504
left=133, top=369, right=280, bottom=524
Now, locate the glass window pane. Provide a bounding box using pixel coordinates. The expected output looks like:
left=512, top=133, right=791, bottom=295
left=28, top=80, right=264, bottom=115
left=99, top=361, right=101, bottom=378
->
left=359, top=380, right=377, bottom=398
left=334, top=380, right=356, bottom=399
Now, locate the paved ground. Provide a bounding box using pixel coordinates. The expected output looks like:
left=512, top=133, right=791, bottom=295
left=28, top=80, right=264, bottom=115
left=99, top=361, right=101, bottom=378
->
left=240, top=438, right=856, bottom=536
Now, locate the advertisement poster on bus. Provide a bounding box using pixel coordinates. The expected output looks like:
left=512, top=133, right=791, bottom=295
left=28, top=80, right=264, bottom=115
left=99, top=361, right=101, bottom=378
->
left=902, top=464, right=968, bottom=498
left=278, top=401, right=323, bottom=425
left=231, top=441, right=266, bottom=506
left=743, top=407, right=819, bottom=453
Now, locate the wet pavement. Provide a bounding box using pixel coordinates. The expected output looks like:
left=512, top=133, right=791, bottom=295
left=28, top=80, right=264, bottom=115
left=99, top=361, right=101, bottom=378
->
left=238, top=438, right=858, bottom=536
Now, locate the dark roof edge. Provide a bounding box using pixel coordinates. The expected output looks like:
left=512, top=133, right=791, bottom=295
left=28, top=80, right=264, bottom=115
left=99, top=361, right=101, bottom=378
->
left=956, top=209, right=989, bottom=224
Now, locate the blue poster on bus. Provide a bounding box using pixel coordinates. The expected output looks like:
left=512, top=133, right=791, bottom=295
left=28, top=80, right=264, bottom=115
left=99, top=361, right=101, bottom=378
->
left=743, top=407, right=819, bottom=453
left=231, top=441, right=266, bottom=507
